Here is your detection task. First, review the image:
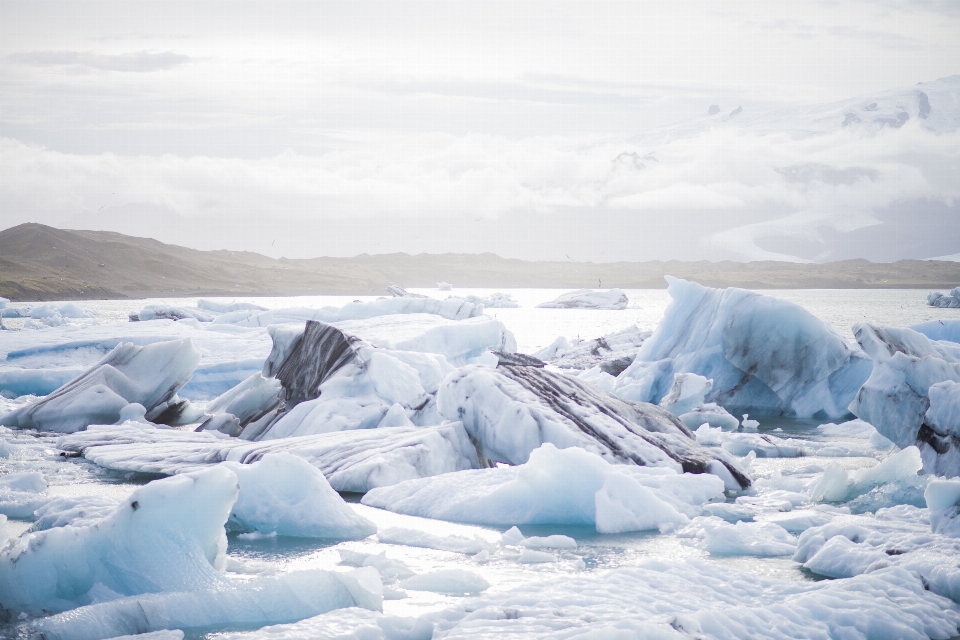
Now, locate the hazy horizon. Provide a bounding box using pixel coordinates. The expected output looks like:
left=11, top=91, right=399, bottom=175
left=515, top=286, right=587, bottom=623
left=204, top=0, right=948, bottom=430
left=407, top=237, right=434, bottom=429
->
left=2, top=1, right=959, bottom=264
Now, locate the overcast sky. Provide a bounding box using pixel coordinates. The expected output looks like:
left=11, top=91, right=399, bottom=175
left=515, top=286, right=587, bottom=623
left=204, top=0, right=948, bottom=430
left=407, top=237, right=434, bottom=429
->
left=1, top=1, right=958, bottom=262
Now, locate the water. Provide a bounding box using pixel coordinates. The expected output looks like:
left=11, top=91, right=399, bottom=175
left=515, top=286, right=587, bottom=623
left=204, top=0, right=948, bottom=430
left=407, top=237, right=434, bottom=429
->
left=1, top=287, right=957, bottom=637
left=6, top=288, right=953, bottom=353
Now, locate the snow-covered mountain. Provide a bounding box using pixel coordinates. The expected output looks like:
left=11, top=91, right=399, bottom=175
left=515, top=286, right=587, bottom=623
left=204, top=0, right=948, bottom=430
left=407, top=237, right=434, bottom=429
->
left=613, top=75, right=960, bottom=263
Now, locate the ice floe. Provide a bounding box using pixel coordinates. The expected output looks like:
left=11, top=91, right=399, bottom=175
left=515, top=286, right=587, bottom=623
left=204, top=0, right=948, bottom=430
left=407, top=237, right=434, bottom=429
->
left=536, top=288, right=628, bottom=310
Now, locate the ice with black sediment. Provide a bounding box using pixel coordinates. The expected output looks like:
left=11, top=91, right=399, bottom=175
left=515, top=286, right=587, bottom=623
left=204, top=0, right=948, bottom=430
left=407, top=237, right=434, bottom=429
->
left=536, top=324, right=650, bottom=376
left=437, top=361, right=750, bottom=489
left=0, top=339, right=202, bottom=433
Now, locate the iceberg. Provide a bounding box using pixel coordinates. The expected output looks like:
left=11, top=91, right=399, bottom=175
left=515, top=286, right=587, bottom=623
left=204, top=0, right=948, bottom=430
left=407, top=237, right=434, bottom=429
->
left=385, top=285, right=426, bottom=298
left=679, top=516, right=797, bottom=556
left=29, top=302, right=97, bottom=319
left=928, top=287, right=960, bottom=308
left=0, top=466, right=237, bottom=614
left=536, top=288, right=628, bottom=310
left=223, top=453, right=376, bottom=539
left=0, top=339, right=201, bottom=433
left=912, top=319, right=960, bottom=345
left=58, top=421, right=480, bottom=493
left=849, top=323, right=960, bottom=475
left=614, top=277, right=872, bottom=419
left=437, top=360, right=750, bottom=489
left=536, top=325, right=650, bottom=375
left=362, top=443, right=719, bottom=533
left=212, top=296, right=483, bottom=327
left=197, top=299, right=268, bottom=313
left=658, top=372, right=741, bottom=431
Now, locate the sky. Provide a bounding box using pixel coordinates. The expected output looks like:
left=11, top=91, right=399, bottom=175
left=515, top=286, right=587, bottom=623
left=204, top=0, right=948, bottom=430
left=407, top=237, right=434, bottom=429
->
left=1, top=0, right=959, bottom=262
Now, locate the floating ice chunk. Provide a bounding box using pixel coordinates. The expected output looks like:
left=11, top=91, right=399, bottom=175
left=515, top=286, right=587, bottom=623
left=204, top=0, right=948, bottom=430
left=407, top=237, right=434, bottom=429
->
left=362, top=444, right=710, bottom=533
left=0, top=470, right=48, bottom=517
left=538, top=325, right=650, bottom=374
left=817, top=418, right=887, bottom=440
left=740, top=414, right=759, bottom=430
left=521, top=535, right=577, bottom=550
left=680, top=516, right=797, bottom=556
left=719, top=432, right=804, bottom=458
left=0, top=339, right=201, bottom=433
left=926, top=478, right=960, bottom=536
left=437, top=362, right=750, bottom=490
left=399, top=569, right=489, bottom=595
left=794, top=513, right=960, bottom=602
left=849, top=324, right=960, bottom=476
left=575, top=366, right=617, bottom=393
left=810, top=446, right=924, bottom=503
left=131, top=305, right=217, bottom=322
left=106, top=631, right=185, bottom=640
left=500, top=526, right=525, bottom=546
left=537, top=289, right=628, bottom=310
left=701, top=502, right=755, bottom=523
left=678, top=403, right=740, bottom=431
left=615, top=277, right=872, bottom=419
left=694, top=423, right=723, bottom=446
left=518, top=549, right=556, bottom=563
left=30, top=567, right=383, bottom=640
left=758, top=509, right=834, bottom=534
left=0, top=466, right=237, bottom=614
left=224, top=453, right=376, bottom=539
left=912, top=319, right=960, bottom=344
left=927, top=287, right=960, bottom=308
left=377, top=527, right=492, bottom=555
left=30, top=302, right=97, bottom=319
left=386, top=285, right=426, bottom=298
left=409, top=557, right=960, bottom=639
left=437, top=281, right=453, bottom=291
left=209, top=608, right=413, bottom=640
left=203, top=373, right=282, bottom=432
left=448, top=292, right=519, bottom=308
left=197, top=299, right=267, bottom=313
left=660, top=373, right=712, bottom=416
left=58, top=421, right=479, bottom=493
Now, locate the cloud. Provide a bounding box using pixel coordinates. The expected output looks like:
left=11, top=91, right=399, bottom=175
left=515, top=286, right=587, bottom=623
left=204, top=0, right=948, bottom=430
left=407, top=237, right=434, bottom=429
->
left=2, top=76, right=958, bottom=262
left=7, top=50, right=191, bottom=72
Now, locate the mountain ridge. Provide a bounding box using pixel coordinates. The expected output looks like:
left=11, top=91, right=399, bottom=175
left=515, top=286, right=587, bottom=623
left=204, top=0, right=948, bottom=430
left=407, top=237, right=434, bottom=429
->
left=2, top=223, right=959, bottom=301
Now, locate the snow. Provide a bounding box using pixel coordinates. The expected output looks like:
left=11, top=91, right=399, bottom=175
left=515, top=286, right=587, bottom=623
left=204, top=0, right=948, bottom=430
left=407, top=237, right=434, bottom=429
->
left=224, top=453, right=376, bottom=539
left=362, top=443, right=721, bottom=533
left=0, top=339, right=201, bottom=433
left=614, top=277, right=872, bottom=419
left=536, top=289, right=628, bottom=310
left=437, top=362, right=750, bottom=490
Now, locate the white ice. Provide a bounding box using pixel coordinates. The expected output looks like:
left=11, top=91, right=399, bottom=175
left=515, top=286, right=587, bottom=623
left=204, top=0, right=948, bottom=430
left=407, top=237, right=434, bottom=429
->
left=361, top=443, right=722, bottom=533
left=536, top=288, right=628, bottom=310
